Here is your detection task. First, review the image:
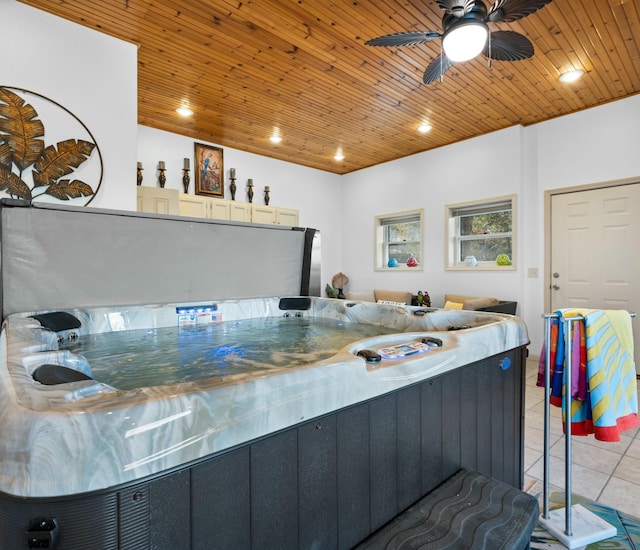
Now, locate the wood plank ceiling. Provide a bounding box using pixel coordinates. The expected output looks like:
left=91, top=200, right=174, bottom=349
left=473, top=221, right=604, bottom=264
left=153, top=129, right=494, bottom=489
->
left=18, top=0, right=640, bottom=174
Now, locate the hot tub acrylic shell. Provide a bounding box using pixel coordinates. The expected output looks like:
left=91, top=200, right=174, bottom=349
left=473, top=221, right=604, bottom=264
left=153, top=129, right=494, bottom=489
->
left=0, top=296, right=528, bottom=499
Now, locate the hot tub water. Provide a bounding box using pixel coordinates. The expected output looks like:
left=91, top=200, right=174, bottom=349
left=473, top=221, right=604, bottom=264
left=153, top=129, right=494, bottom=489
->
left=60, top=316, right=398, bottom=390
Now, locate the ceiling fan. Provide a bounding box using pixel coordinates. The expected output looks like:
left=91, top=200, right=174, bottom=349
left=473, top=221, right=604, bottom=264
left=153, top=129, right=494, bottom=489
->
left=365, top=0, right=553, bottom=84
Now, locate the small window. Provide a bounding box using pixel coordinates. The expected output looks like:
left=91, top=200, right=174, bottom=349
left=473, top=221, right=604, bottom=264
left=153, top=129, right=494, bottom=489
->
left=374, top=209, right=423, bottom=270
left=445, top=195, right=516, bottom=269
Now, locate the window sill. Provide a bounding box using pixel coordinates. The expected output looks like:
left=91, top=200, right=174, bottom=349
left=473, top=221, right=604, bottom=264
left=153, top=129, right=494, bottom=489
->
left=445, top=264, right=516, bottom=271
left=375, top=266, right=424, bottom=272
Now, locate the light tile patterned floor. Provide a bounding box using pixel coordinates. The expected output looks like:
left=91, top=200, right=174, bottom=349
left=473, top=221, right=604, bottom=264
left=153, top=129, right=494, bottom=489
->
left=523, top=358, right=640, bottom=519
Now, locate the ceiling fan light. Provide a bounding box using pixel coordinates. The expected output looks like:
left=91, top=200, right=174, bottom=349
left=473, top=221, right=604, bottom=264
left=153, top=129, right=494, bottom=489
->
left=442, top=21, right=488, bottom=62
left=559, top=69, right=584, bottom=83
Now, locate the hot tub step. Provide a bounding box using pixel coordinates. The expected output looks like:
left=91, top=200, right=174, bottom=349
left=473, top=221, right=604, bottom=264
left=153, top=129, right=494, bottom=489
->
left=355, top=469, right=539, bottom=550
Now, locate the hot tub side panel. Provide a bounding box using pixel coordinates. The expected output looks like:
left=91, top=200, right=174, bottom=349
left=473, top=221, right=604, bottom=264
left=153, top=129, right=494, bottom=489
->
left=2, top=347, right=526, bottom=550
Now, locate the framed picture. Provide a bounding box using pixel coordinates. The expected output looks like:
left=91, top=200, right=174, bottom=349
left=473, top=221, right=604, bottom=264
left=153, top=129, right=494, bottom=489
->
left=194, top=143, right=224, bottom=197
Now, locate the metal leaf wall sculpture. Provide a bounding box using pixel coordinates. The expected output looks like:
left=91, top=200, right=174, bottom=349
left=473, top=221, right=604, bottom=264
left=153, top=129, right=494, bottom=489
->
left=0, top=86, right=102, bottom=206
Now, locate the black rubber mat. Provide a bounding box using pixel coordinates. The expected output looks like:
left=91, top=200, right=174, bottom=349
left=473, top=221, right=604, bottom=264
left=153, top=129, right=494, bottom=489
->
left=356, top=469, right=539, bottom=550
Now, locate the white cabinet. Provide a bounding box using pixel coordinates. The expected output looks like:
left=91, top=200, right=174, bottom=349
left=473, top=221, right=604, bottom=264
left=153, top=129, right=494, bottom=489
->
left=178, top=194, right=209, bottom=218
left=209, top=200, right=231, bottom=220
left=166, top=193, right=298, bottom=226
left=251, top=204, right=277, bottom=225
left=137, top=187, right=179, bottom=215
left=229, top=202, right=252, bottom=222
left=251, top=204, right=299, bottom=226
left=275, top=207, right=299, bottom=227
left=179, top=194, right=230, bottom=220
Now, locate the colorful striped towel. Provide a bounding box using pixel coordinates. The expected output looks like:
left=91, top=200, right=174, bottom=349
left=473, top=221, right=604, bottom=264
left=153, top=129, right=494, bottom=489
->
left=563, top=309, right=640, bottom=442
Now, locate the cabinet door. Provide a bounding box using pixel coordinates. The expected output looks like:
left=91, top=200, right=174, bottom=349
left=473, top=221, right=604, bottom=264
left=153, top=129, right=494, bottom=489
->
left=179, top=194, right=209, bottom=218
left=251, top=204, right=276, bottom=224
left=229, top=202, right=252, bottom=222
left=276, top=208, right=299, bottom=227
left=137, top=187, right=179, bottom=215
left=209, top=200, right=230, bottom=220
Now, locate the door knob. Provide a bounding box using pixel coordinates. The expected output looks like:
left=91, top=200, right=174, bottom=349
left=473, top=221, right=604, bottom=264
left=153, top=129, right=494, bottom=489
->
left=553, top=272, right=560, bottom=278
left=552, top=284, right=560, bottom=290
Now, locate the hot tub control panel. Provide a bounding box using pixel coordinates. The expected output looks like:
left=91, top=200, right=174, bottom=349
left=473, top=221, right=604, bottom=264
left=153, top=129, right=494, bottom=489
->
left=357, top=336, right=445, bottom=363
left=377, top=342, right=431, bottom=359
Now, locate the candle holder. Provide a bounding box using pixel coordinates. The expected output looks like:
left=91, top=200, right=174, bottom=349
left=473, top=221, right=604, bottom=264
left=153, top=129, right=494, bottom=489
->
left=158, top=168, right=166, bottom=188
left=182, top=169, right=190, bottom=193
left=264, top=186, right=270, bottom=206
left=230, top=177, right=237, bottom=200
left=137, top=166, right=143, bottom=186
left=247, top=180, right=254, bottom=203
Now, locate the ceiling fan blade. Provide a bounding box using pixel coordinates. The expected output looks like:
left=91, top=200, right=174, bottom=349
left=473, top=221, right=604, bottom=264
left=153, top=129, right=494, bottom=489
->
left=483, top=30, right=534, bottom=61
left=436, top=0, right=475, bottom=17
left=365, top=31, right=441, bottom=47
left=487, top=0, right=553, bottom=23
left=423, top=53, right=453, bottom=84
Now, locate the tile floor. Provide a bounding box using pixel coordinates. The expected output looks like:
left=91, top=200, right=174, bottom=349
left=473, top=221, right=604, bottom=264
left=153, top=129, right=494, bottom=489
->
left=523, top=358, right=640, bottom=519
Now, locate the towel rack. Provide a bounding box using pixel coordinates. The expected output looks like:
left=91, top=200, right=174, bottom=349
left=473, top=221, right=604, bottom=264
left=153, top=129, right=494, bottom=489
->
left=538, top=311, right=636, bottom=549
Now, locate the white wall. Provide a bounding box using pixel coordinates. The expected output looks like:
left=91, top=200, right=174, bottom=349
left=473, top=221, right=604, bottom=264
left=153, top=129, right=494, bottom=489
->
left=137, top=126, right=344, bottom=287
left=340, top=125, right=525, bottom=306
left=4, top=1, right=137, bottom=210
left=535, top=94, right=640, bottom=191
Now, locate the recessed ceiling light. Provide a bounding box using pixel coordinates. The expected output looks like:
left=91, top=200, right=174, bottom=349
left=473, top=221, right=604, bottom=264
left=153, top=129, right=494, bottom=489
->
left=334, top=148, right=345, bottom=161
left=417, top=123, right=432, bottom=134
left=558, top=69, right=584, bottom=83
left=269, top=127, right=283, bottom=143
left=176, top=106, right=193, bottom=117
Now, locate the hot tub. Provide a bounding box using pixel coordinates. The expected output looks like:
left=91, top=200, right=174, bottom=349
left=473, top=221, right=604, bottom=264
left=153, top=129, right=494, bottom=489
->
left=0, top=203, right=531, bottom=548
left=0, top=297, right=528, bottom=550
left=1, top=296, right=528, bottom=548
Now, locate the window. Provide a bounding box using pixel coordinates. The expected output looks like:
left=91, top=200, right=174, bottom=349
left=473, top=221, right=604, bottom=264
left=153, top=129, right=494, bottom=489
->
left=445, top=195, right=516, bottom=269
left=374, top=209, right=423, bottom=270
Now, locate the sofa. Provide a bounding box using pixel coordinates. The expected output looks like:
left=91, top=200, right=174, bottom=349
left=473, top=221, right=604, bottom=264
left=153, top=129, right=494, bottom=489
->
left=343, top=290, right=517, bottom=314
left=344, top=289, right=413, bottom=305
left=443, top=294, right=517, bottom=314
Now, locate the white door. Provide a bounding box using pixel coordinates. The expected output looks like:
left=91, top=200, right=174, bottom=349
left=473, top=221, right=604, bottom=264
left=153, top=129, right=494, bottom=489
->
left=550, top=183, right=640, bottom=373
